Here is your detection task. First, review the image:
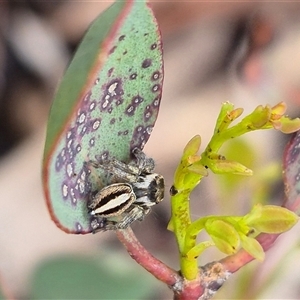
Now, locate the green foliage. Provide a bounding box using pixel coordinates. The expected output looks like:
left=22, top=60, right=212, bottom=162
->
left=244, top=204, right=298, bottom=233
left=201, top=102, right=300, bottom=175
left=43, top=1, right=127, bottom=159
left=205, top=219, right=240, bottom=255
left=0, top=288, right=4, bottom=300
left=169, top=102, right=300, bottom=280
left=42, top=0, right=163, bottom=233
left=30, top=253, right=160, bottom=299
left=186, top=204, right=298, bottom=262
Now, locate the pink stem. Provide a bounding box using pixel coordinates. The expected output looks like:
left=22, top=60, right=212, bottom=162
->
left=220, top=233, right=279, bottom=273
left=115, top=227, right=182, bottom=287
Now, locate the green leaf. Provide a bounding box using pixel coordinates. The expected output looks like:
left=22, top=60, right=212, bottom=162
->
left=209, top=158, right=253, bottom=176
left=214, top=102, right=235, bottom=134
left=30, top=254, right=159, bottom=299
left=187, top=161, right=208, bottom=176
left=43, top=1, right=127, bottom=158
left=42, top=0, right=163, bottom=233
left=205, top=219, right=240, bottom=255
left=245, top=205, right=298, bottom=233
left=182, top=135, right=201, bottom=159
left=277, top=116, right=300, bottom=133
left=173, top=135, right=205, bottom=192
left=248, top=105, right=270, bottom=129
left=186, top=241, right=214, bottom=260
left=241, top=235, right=265, bottom=261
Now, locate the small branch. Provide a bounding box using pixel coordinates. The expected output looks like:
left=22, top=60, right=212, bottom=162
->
left=116, top=227, right=182, bottom=289
left=199, top=262, right=230, bottom=300
left=174, top=276, right=203, bottom=300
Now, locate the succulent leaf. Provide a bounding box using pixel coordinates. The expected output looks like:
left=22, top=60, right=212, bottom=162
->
left=43, top=0, right=163, bottom=234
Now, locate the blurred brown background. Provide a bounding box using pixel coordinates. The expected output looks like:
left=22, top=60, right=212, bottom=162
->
left=1, top=1, right=300, bottom=299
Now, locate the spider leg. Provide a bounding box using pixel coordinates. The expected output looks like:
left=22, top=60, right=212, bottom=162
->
left=87, top=157, right=139, bottom=182
left=132, top=148, right=155, bottom=173
left=87, top=149, right=155, bottom=182
left=112, top=205, right=150, bottom=229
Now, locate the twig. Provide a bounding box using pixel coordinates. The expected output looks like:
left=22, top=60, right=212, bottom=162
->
left=115, top=227, right=182, bottom=290
left=220, top=233, right=279, bottom=273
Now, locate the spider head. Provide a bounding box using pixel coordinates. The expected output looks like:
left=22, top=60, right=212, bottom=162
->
left=132, top=173, right=164, bottom=206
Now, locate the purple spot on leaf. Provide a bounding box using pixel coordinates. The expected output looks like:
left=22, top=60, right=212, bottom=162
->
left=77, top=112, right=86, bottom=125
left=152, top=84, right=160, bottom=93
left=125, top=105, right=135, bottom=116
left=108, top=68, right=114, bottom=77
left=55, top=148, right=68, bottom=171
left=84, top=92, right=91, bottom=102
left=116, top=99, right=123, bottom=106
left=144, top=107, right=152, bottom=122
left=80, top=125, right=87, bottom=135
left=76, top=169, right=88, bottom=195
left=131, top=125, right=151, bottom=151
left=75, top=222, right=83, bottom=233
left=146, top=126, right=153, bottom=134
left=118, top=130, right=129, bottom=136
left=133, top=95, right=144, bottom=104
left=130, top=73, right=137, bottom=80
left=119, top=35, right=125, bottom=41
left=152, top=97, right=160, bottom=107
left=100, top=79, right=124, bottom=112
left=289, top=133, right=300, bottom=164
left=152, top=71, right=160, bottom=81
left=55, top=157, right=62, bottom=171
left=66, top=162, right=75, bottom=178
left=142, top=59, right=152, bottom=68
left=89, top=101, right=96, bottom=111
left=125, top=95, right=144, bottom=116
left=70, top=188, right=77, bottom=205
left=99, top=151, right=109, bottom=162
left=109, top=46, right=117, bottom=54
left=89, top=137, right=95, bottom=147
left=62, top=182, right=69, bottom=199
left=67, top=128, right=75, bottom=140
left=76, top=144, right=82, bottom=153
left=151, top=43, right=157, bottom=50
left=91, top=118, right=101, bottom=131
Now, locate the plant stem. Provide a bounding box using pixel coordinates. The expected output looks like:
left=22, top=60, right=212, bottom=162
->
left=115, top=227, right=182, bottom=288
left=180, top=256, right=198, bottom=281
left=170, top=191, right=192, bottom=253
left=220, top=233, right=279, bottom=273
left=174, top=276, right=203, bottom=300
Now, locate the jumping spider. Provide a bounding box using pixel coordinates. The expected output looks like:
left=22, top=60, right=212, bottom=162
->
left=87, top=148, right=164, bottom=232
